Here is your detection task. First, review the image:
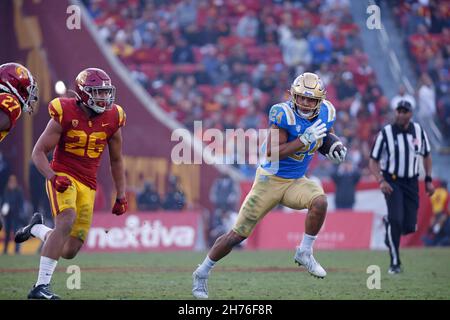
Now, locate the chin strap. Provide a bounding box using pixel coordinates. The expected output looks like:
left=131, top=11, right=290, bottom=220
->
left=294, top=105, right=317, bottom=119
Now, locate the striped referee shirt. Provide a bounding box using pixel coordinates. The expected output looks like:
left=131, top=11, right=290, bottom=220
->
left=370, top=122, right=431, bottom=178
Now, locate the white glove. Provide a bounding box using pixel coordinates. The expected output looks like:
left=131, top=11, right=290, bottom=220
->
left=299, top=119, right=327, bottom=146
left=432, top=224, right=441, bottom=234
left=326, top=145, right=347, bottom=164
left=1, top=203, right=10, bottom=216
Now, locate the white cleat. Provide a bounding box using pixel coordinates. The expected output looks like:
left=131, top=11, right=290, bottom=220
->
left=192, top=270, right=209, bottom=299
left=294, top=248, right=327, bottom=278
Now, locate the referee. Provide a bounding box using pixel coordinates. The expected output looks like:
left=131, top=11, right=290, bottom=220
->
left=369, top=100, right=435, bottom=274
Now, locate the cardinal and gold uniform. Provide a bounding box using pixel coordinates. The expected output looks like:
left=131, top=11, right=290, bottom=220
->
left=45, top=97, right=126, bottom=241
left=0, top=93, right=22, bottom=142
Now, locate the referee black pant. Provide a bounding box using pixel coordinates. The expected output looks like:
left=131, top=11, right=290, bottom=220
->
left=383, top=175, right=419, bottom=267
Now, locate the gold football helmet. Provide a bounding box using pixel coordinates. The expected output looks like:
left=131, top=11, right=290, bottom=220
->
left=290, top=72, right=326, bottom=119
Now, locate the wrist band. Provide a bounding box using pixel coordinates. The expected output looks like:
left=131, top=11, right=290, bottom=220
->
left=425, top=176, right=432, bottom=183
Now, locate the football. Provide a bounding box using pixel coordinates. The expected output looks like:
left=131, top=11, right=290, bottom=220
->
left=318, top=132, right=344, bottom=157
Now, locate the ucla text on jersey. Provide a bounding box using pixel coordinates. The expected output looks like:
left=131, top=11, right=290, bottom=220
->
left=261, top=100, right=336, bottom=179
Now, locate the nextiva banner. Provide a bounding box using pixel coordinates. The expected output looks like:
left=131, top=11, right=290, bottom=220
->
left=83, top=212, right=203, bottom=252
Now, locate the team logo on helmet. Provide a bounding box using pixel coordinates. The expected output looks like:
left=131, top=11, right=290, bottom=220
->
left=290, top=72, right=326, bottom=119
left=15, top=66, right=28, bottom=79
left=77, top=70, right=88, bottom=84
left=74, top=68, right=115, bottom=114
left=0, top=62, right=38, bottom=114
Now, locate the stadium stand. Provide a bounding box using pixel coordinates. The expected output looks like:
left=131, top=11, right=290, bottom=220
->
left=82, top=0, right=392, bottom=178
left=0, top=0, right=444, bottom=251
left=389, top=0, right=449, bottom=143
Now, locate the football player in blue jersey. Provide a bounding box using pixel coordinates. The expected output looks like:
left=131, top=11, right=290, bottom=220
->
left=192, top=72, right=347, bottom=299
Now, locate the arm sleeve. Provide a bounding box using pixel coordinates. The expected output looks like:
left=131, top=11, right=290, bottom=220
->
left=421, top=126, right=431, bottom=156
left=370, top=130, right=385, bottom=161
left=268, top=104, right=290, bottom=130
left=48, top=98, right=63, bottom=124
left=322, top=100, right=336, bottom=130
left=116, top=105, right=126, bottom=128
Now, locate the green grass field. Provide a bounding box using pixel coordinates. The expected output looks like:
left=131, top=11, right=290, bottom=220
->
left=0, top=248, right=449, bottom=300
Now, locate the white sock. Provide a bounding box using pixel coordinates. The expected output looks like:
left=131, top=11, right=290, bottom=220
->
left=31, top=224, right=52, bottom=242
left=36, top=256, right=58, bottom=286
left=299, top=233, right=317, bottom=252
left=196, top=256, right=216, bottom=277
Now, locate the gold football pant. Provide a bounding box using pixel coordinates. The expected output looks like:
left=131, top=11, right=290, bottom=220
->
left=233, top=167, right=325, bottom=237
left=46, top=172, right=96, bottom=242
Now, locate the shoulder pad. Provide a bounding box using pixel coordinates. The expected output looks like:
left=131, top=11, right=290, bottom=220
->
left=269, top=103, right=296, bottom=127
left=322, top=99, right=336, bottom=123
left=48, top=98, right=63, bottom=124
left=115, top=104, right=126, bottom=128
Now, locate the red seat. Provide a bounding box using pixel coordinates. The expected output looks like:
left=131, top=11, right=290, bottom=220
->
left=177, top=64, right=200, bottom=73
left=140, top=64, right=158, bottom=79
left=219, top=36, right=256, bottom=50
left=197, top=85, right=215, bottom=99
left=246, top=46, right=265, bottom=63
left=192, top=47, right=203, bottom=63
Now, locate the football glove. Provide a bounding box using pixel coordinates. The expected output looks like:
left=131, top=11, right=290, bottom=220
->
left=112, top=197, right=128, bottom=216
left=299, top=119, right=327, bottom=146
left=326, top=145, right=347, bottom=164
left=50, top=175, right=72, bottom=193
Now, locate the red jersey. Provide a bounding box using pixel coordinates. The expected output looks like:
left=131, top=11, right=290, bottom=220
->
left=48, top=97, right=126, bottom=189
left=0, top=92, right=22, bottom=142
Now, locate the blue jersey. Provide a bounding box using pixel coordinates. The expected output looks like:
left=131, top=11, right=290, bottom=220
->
left=261, top=100, right=336, bottom=179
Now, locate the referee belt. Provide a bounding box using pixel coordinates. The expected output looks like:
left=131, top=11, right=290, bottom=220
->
left=383, top=173, right=418, bottom=181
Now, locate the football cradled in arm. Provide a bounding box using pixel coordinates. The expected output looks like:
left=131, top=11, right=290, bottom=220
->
left=318, top=132, right=347, bottom=164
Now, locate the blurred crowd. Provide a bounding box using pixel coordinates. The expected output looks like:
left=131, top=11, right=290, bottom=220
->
left=389, top=0, right=450, bottom=139
left=79, top=0, right=448, bottom=219
left=83, top=0, right=395, bottom=178
left=135, top=175, right=186, bottom=211
left=2, top=0, right=449, bottom=252
left=0, top=152, right=27, bottom=254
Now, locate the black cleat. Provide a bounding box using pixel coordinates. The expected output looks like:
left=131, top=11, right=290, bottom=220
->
left=388, top=265, right=402, bottom=274
left=28, top=284, right=60, bottom=300
left=14, top=212, right=44, bottom=243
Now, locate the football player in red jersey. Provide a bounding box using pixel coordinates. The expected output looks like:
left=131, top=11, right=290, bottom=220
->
left=15, top=68, right=127, bottom=299
left=0, top=62, right=38, bottom=142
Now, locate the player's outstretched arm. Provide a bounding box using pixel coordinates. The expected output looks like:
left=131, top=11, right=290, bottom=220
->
left=108, top=128, right=127, bottom=215
left=32, top=119, right=62, bottom=180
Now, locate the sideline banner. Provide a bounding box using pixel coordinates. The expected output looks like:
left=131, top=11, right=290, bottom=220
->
left=83, top=211, right=202, bottom=252
left=246, top=211, right=374, bottom=250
